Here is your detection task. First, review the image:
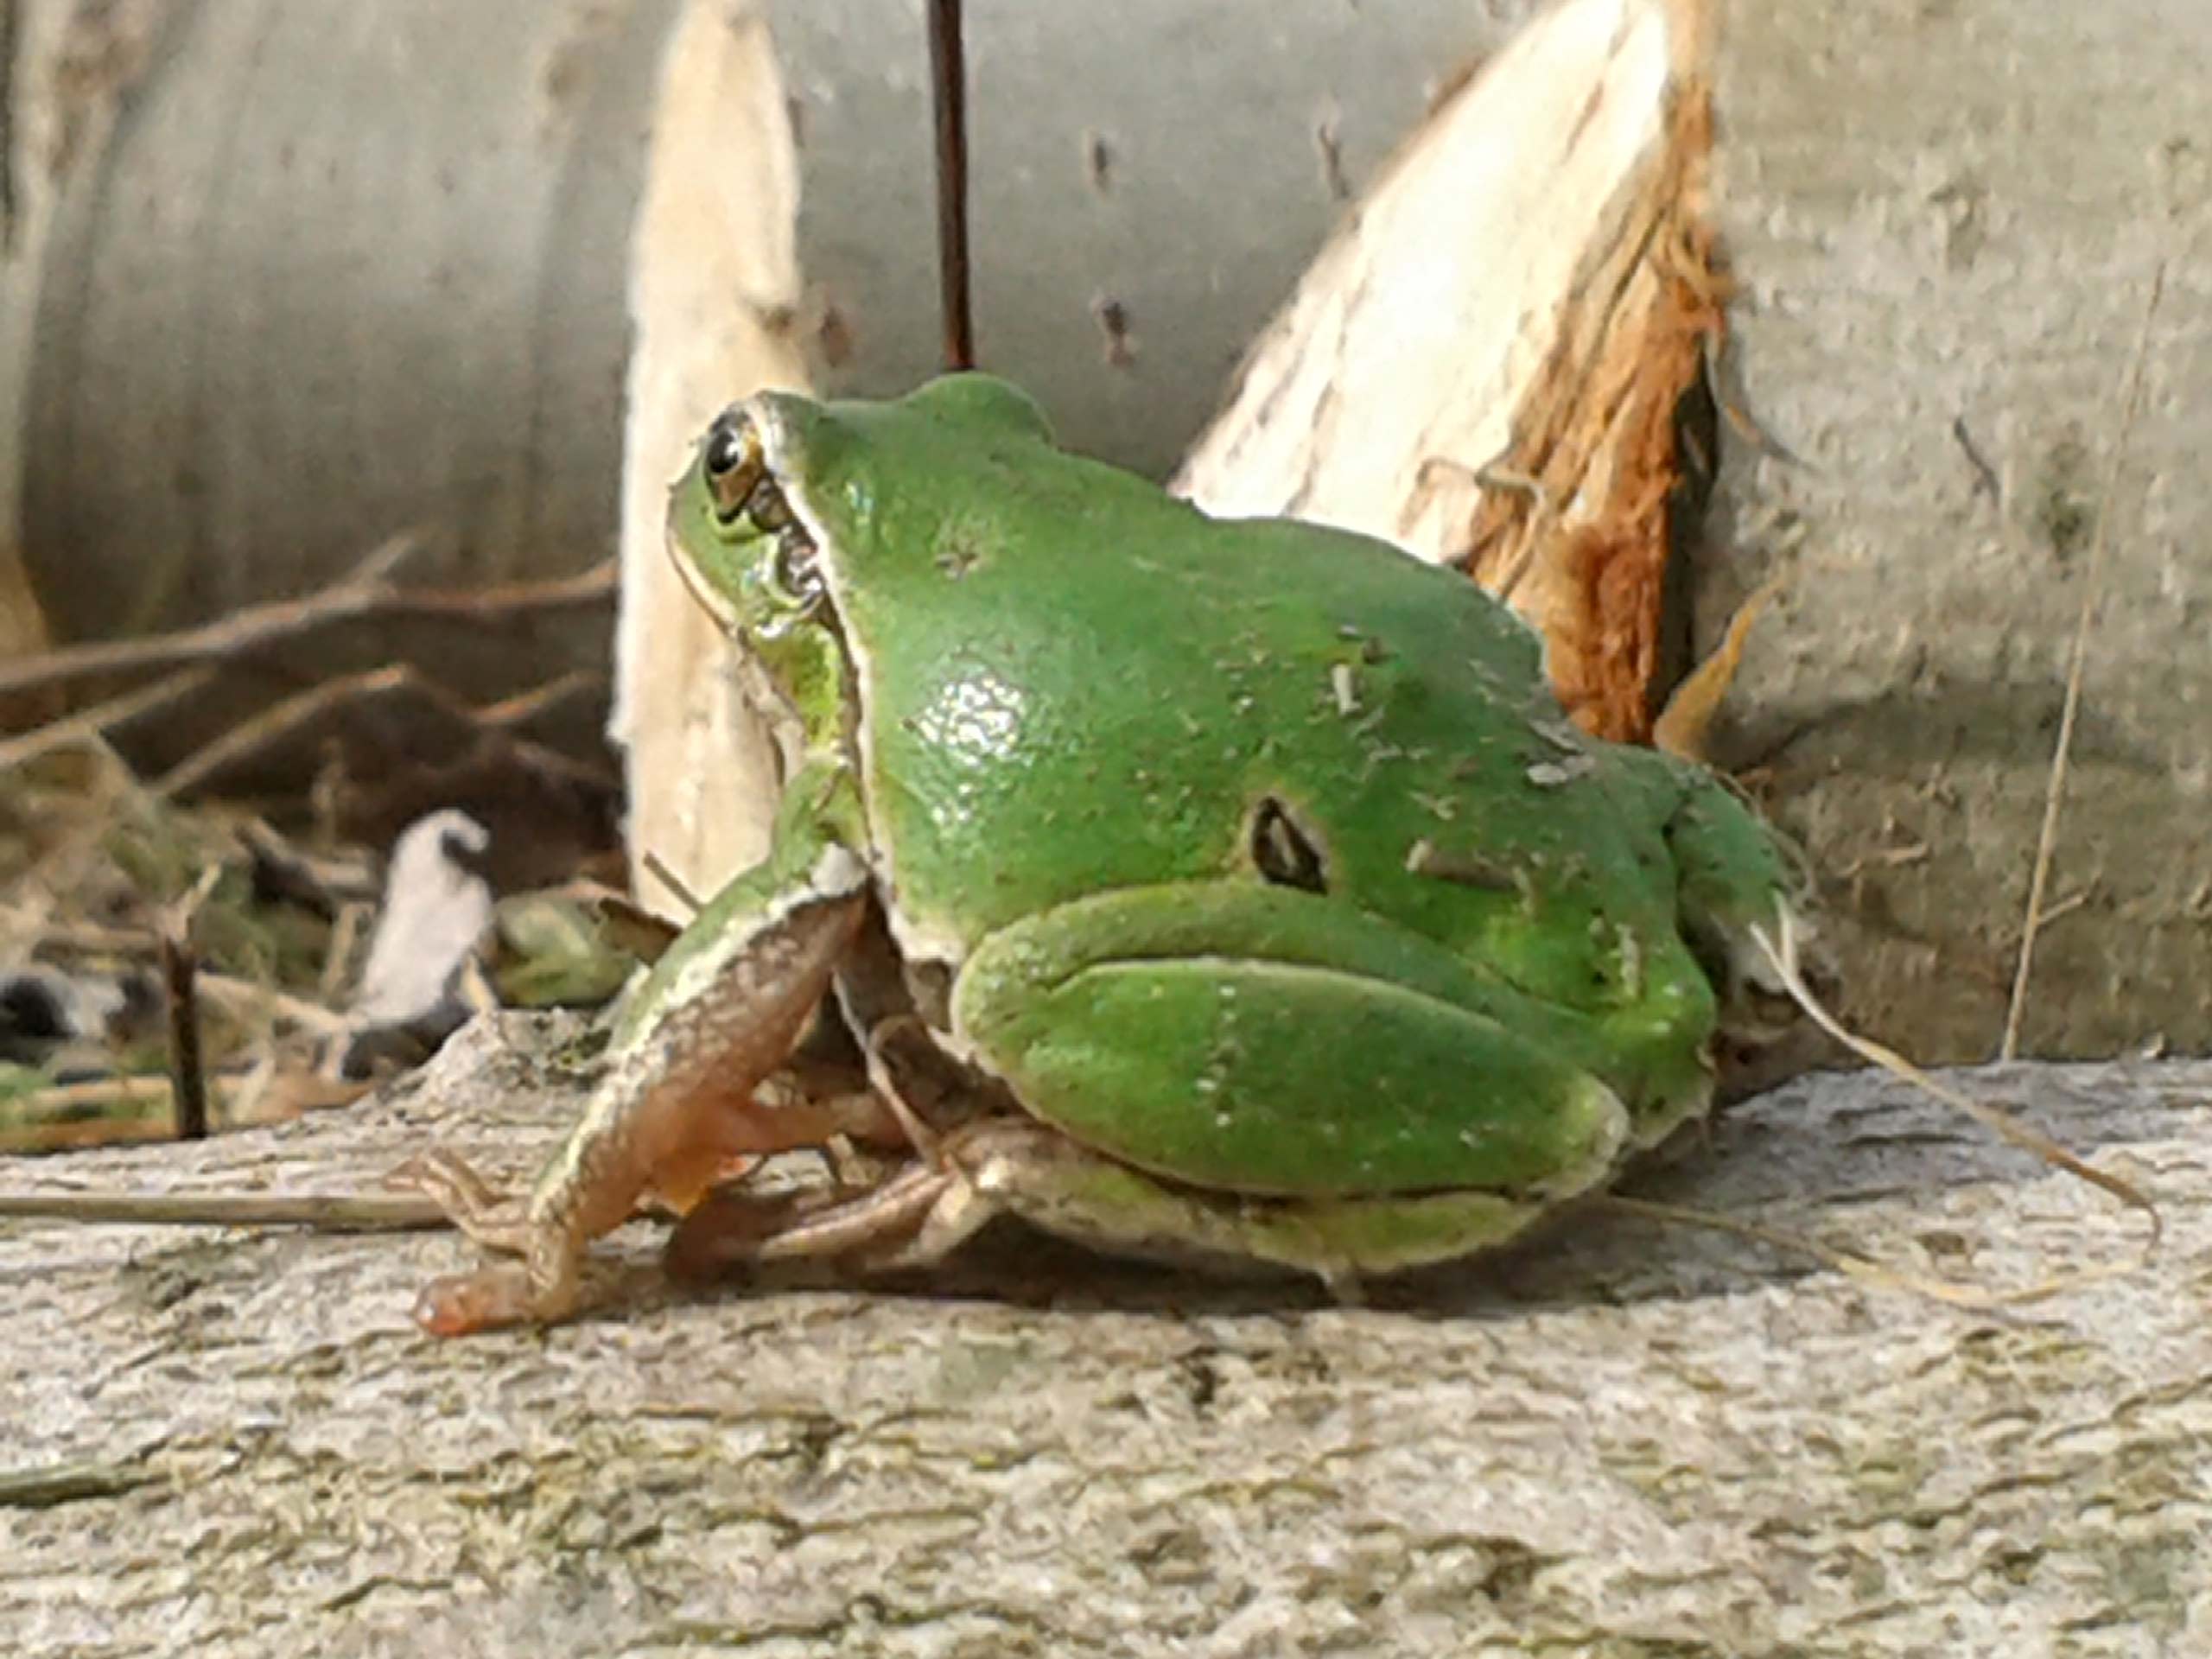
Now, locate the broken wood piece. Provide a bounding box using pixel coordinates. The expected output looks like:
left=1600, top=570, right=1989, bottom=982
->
left=1176, top=0, right=1724, bottom=745
left=613, top=0, right=810, bottom=918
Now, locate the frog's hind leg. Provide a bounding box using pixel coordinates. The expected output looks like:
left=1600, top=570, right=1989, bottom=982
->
left=662, top=1153, right=963, bottom=1281
left=681, top=1117, right=1554, bottom=1288
left=387, top=1148, right=533, bottom=1254
left=927, top=1119, right=1554, bottom=1283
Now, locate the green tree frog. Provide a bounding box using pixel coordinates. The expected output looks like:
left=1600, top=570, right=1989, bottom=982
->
left=402, top=374, right=1799, bottom=1333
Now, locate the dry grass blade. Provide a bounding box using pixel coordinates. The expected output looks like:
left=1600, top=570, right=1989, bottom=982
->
left=1598, top=1196, right=2135, bottom=1309
left=0, top=535, right=418, bottom=699
left=0, top=1078, right=176, bottom=1154
left=1649, top=574, right=1784, bottom=761
left=2000, top=260, right=2167, bottom=1061
left=194, top=973, right=352, bottom=1036
left=0, top=542, right=615, bottom=702
left=1752, top=912, right=2159, bottom=1297
left=0, top=668, right=216, bottom=772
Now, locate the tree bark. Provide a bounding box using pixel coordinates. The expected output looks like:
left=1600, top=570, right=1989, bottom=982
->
left=2, top=1020, right=2205, bottom=1655
left=1697, top=0, right=2212, bottom=1060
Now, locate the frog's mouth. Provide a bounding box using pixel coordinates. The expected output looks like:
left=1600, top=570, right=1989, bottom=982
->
left=679, top=408, right=830, bottom=633
left=671, top=403, right=864, bottom=791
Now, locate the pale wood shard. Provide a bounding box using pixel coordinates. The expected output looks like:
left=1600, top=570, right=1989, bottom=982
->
left=1176, top=0, right=1722, bottom=745
left=614, top=0, right=810, bottom=917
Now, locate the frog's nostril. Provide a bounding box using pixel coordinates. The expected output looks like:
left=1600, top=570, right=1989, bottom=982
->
left=1249, top=797, right=1328, bottom=894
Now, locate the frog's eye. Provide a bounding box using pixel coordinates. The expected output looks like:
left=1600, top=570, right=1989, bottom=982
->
left=702, top=412, right=765, bottom=522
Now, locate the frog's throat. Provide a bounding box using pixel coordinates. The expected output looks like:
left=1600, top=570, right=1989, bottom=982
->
left=750, top=398, right=962, bottom=976
left=728, top=644, right=810, bottom=785
left=753, top=615, right=855, bottom=766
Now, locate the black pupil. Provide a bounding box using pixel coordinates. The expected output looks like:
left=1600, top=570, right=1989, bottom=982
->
left=706, top=420, right=745, bottom=475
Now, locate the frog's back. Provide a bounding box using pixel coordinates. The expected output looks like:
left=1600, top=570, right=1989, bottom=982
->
left=785, top=382, right=1700, bottom=1020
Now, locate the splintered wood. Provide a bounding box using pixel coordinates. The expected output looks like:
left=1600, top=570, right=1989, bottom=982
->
left=614, top=0, right=810, bottom=917
left=1176, top=0, right=1722, bottom=745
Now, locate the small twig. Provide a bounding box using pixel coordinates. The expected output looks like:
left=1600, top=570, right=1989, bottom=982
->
left=156, top=899, right=210, bottom=1140
left=0, top=543, right=615, bottom=702
left=0, top=535, right=417, bottom=700
left=0, top=1460, right=158, bottom=1510
left=149, top=665, right=403, bottom=798
left=641, top=850, right=705, bottom=917
left=319, top=902, right=370, bottom=1003
left=0, top=667, right=216, bottom=772
left=372, top=561, right=615, bottom=622
left=475, top=668, right=606, bottom=731
left=0, top=1191, right=450, bottom=1230
left=1950, top=415, right=2002, bottom=505
left=0, top=1075, right=174, bottom=1129
left=236, top=817, right=379, bottom=913
left=1, top=920, right=156, bottom=957
left=925, top=0, right=975, bottom=370
left=1313, top=103, right=1351, bottom=201
left=0, top=0, right=16, bottom=253
left=148, top=663, right=614, bottom=802
left=2001, top=260, right=2165, bottom=1061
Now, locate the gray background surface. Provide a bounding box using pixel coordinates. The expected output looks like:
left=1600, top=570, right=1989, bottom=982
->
left=1698, top=0, right=2209, bottom=1058
left=772, top=0, right=1539, bottom=476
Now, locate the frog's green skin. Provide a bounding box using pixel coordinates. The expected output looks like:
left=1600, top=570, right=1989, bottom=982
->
left=408, top=374, right=1796, bottom=1332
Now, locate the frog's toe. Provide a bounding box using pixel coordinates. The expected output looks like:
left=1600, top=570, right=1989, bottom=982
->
left=387, top=1149, right=534, bottom=1253
left=411, top=1262, right=553, bottom=1337
left=660, top=1187, right=815, bottom=1281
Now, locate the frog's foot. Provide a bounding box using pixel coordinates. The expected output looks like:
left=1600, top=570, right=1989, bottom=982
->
left=410, top=1262, right=556, bottom=1338
left=385, top=1151, right=580, bottom=1335
left=678, top=1118, right=1554, bottom=1288
left=918, top=1120, right=1554, bottom=1283
left=387, top=1150, right=532, bottom=1254
left=403, top=880, right=883, bottom=1335
left=661, top=1156, right=951, bottom=1281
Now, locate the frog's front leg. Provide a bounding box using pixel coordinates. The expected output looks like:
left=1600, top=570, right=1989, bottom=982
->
left=404, top=861, right=883, bottom=1335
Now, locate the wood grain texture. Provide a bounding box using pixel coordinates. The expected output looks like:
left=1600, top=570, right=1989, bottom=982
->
left=2, top=1014, right=2204, bottom=1655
